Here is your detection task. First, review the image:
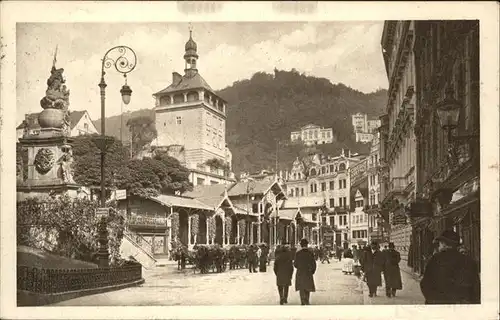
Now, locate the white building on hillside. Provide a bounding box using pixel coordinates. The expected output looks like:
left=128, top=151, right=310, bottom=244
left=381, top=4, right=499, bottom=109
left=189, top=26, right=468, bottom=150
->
left=290, top=124, right=334, bottom=146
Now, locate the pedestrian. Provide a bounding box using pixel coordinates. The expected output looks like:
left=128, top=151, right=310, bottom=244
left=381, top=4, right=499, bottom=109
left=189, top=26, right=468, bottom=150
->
left=274, top=245, right=294, bottom=305
left=342, top=247, right=355, bottom=274
left=294, top=238, right=317, bottom=305
left=420, top=230, right=480, bottom=304
left=364, top=241, right=385, bottom=297
left=320, top=246, right=330, bottom=264
left=259, top=244, right=268, bottom=272
left=336, top=246, right=343, bottom=262
left=383, top=242, right=402, bottom=297
left=352, top=245, right=360, bottom=263
left=248, top=245, right=258, bottom=273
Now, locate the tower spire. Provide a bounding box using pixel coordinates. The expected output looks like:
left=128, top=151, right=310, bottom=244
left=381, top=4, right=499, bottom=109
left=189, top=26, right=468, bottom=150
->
left=184, top=25, right=198, bottom=77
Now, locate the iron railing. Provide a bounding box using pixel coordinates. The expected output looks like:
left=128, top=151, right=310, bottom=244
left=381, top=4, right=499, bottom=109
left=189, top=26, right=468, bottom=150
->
left=17, top=262, right=142, bottom=294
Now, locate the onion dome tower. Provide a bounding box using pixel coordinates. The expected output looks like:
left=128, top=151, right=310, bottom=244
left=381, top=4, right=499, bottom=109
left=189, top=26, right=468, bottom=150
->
left=184, top=30, right=199, bottom=78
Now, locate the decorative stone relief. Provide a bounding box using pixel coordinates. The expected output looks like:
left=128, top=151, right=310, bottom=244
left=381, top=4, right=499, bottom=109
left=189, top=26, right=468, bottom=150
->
left=34, top=148, right=55, bottom=174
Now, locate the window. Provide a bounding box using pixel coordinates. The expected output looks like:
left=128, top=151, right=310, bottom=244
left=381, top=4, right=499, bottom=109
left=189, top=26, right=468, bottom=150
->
left=343, top=197, right=347, bottom=208
left=321, top=182, right=326, bottom=191
left=295, top=187, right=299, bottom=196
left=176, top=116, right=182, bottom=125
left=301, top=188, right=304, bottom=196
left=329, top=181, right=335, bottom=190
left=290, top=189, right=294, bottom=197
left=330, top=216, right=335, bottom=226
left=322, top=217, right=327, bottom=224
left=210, top=180, right=219, bottom=185
left=197, top=178, right=205, bottom=185
left=339, top=197, right=343, bottom=207
left=329, top=165, right=334, bottom=172
left=329, top=198, right=335, bottom=207
left=84, top=123, right=89, bottom=132
left=343, top=216, right=347, bottom=225
left=312, top=213, right=317, bottom=221
left=252, top=203, right=258, bottom=213
left=339, top=163, right=346, bottom=171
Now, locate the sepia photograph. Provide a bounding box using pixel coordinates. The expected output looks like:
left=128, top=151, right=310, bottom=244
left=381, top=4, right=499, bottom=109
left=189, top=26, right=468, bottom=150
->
left=1, top=1, right=499, bottom=319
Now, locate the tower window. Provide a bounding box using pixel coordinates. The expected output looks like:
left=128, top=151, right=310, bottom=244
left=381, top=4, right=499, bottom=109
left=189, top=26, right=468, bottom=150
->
left=176, top=116, right=182, bottom=125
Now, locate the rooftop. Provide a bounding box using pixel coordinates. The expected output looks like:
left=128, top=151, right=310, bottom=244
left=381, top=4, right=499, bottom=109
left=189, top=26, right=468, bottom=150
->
left=153, top=72, right=216, bottom=97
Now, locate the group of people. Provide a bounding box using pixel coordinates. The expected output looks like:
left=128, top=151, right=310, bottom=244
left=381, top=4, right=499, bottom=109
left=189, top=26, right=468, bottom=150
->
left=273, top=238, right=317, bottom=305
left=246, top=243, right=270, bottom=273
left=358, top=229, right=480, bottom=304
left=359, top=241, right=403, bottom=298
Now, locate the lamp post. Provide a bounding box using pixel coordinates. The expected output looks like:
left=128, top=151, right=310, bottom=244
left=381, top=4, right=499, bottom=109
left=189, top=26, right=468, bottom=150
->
left=246, top=179, right=255, bottom=244
left=435, top=85, right=479, bottom=143
left=95, top=46, right=137, bottom=268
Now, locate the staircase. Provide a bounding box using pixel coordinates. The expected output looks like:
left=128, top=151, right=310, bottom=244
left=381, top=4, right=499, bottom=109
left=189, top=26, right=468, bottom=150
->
left=120, top=230, right=158, bottom=269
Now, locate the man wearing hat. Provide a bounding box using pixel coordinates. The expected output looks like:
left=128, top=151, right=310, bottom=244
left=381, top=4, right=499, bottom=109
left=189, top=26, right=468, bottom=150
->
left=363, top=240, right=385, bottom=297
left=293, top=238, right=317, bottom=305
left=383, top=242, right=402, bottom=297
left=420, top=229, right=480, bottom=304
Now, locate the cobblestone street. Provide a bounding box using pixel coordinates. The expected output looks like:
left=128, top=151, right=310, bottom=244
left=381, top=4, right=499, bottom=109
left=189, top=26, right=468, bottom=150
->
left=53, top=260, right=364, bottom=306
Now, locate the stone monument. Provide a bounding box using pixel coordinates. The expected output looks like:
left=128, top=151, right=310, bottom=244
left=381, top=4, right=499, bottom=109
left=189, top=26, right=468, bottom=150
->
left=17, top=50, right=83, bottom=201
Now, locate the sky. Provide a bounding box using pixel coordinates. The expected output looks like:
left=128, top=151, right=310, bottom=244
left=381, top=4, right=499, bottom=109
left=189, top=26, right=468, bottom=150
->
left=16, top=22, right=388, bottom=125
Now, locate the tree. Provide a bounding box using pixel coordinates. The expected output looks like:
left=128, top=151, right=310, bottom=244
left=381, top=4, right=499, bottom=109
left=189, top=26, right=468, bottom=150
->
left=126, top=116, right=157, bottom=157
left=72, top=134, right=129, bottom=188
left=71, top=135, right=192, bottom=197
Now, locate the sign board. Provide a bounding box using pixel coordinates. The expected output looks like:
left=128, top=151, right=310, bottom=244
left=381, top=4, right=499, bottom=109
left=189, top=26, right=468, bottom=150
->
left=96, top=207, right=110, bottom=217
left=323, top=232, right=334, bottom=247
left=114, top=189, right=127, bottom=200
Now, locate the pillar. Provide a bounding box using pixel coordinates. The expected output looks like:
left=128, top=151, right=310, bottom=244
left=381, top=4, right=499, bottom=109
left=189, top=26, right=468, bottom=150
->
left=222, top=214, right=226, bottom=245
left=257, top=220, right=261, bottom=243
left=206, top=217, right=209, bottom=245
left=188, top=215, right=192, bottom=246
left=237, top=222, right=240, bottom=245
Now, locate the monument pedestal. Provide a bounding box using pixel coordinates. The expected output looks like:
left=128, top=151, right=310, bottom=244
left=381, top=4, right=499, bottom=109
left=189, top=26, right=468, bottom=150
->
left=17, top=128, right=84, bottom=201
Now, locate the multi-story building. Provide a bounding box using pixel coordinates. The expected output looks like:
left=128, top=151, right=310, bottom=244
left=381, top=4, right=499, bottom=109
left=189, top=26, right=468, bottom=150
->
left=364, top=134, right=388, bottom=244
left=290, top=124, right=334, bottom=146
left=409, top=21, right=480, bottom=274
left=351, top=113, right=382, bottom=143
left=152, top=31, right=235, bottom=186
left=349, top=185, right=369, bottom=247
left=285, top=149, right=366, bottom=248
left=379, top=21, right=418, bottom=268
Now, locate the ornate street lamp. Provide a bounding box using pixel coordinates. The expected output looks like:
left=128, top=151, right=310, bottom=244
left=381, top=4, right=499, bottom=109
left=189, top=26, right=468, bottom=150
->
left=95, top=46, right=137, bottom=268
left=435, top=85, right=479, bottom=143
left=246, top=179, right=256, bottom=244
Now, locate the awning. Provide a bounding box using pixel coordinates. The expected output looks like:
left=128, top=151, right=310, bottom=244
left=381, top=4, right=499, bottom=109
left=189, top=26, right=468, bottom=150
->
left=151, top=194, right=213, bottom=211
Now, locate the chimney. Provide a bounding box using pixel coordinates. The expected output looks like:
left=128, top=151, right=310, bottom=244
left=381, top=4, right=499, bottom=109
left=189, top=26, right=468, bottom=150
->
left=172, top=72, right=182, bottom=85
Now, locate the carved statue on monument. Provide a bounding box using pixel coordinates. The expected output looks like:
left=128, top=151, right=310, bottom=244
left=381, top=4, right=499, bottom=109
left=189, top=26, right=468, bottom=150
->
left=58, top=149, right=75, bottom=183
left=37, top=46, right=71, bottom=134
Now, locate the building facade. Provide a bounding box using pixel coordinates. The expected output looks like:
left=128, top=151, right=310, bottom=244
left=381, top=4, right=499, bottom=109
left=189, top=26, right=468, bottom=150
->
left=290, top=124, right=334, bottom=146
left=365, top=134, right=388, bottom=244
left=409, top=21, right=480, bottom=274
left=284, top=149, right=366, bottom=249
left=380, top=20, right=418, bottom=267
left=352, top=113, right=382, bottom=143
left=152, top=31, right=235, bottom=186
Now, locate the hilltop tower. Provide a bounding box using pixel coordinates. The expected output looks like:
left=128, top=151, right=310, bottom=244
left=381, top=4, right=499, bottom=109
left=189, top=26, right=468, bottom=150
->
left=153, top=30, right=234, bottom=186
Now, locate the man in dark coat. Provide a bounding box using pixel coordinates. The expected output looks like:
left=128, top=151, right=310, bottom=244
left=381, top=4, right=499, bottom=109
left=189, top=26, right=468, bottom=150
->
left=420, top=230, right=480, bottom=304
left=294, top=238, right=317, bottom=305
left=247, top=245, right=258, bottom=273
left=383, top=242, right=403, bottom=297
left=364, top=241, right=385, bottom=297
left=274, top=244, right=294, bottom=305
left=259, top=244, right=268, bottom=272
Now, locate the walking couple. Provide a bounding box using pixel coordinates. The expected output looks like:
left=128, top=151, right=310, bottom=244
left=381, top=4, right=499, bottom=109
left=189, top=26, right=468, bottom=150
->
left=273, top=238, right=316, bottom=305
